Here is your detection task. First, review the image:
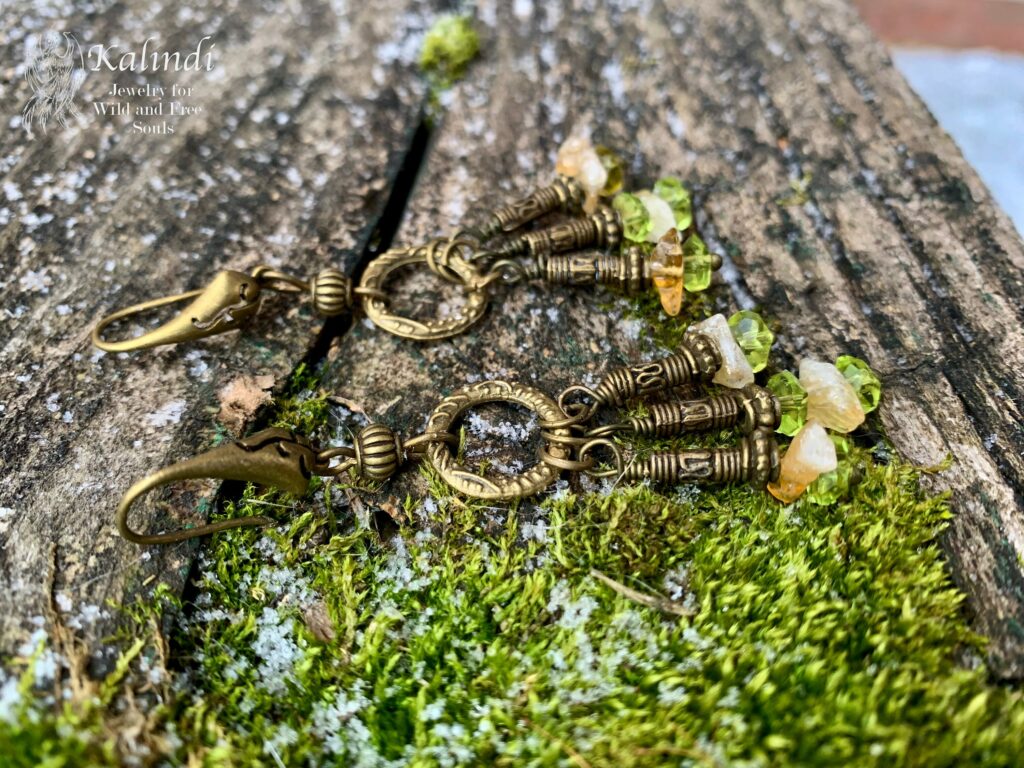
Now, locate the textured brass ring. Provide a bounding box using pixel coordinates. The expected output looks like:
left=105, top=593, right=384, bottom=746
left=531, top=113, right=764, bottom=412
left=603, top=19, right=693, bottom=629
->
left=424, top=380, right=573, bottom=500
left=359, top=246, right=490, bottom=340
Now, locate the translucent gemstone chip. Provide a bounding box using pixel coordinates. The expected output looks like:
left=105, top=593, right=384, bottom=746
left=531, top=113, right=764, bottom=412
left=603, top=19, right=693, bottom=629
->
left=555, top=134, right=590, bottom=178
left=595, top=145, right=625, bottom=196
left=836, top=355, right=882, bottom=413
left=805, top=434, right=853, bottom=506
left=766, top=370, right=808, bottom=437
left=650, top=229, right=685, bottom=316
left=578, top=153, right=609, bottom=203
left=681, top=234, right=713, bottom=292
left=636, top=190, right=676, bottom=243
left=556, top=132, right=607, bottom=211
left=653, top=176, right=693, bottom=230
left=613, top=192, right=652, bottom=243
left=728, top=310, right=774, bottom=373
left=799, top=360, right=865, bottom=434
left=767, top=420, right=838, bottom=504
left=689, top=313, right=754, bottom=389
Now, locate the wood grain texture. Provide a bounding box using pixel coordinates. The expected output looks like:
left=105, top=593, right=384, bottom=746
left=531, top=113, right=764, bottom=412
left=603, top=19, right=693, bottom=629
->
left=3, top=0, right=1023, bottom=680
left=321, top=0, right=1024, bottom=678
left=0, top=0, right=431, bottom=665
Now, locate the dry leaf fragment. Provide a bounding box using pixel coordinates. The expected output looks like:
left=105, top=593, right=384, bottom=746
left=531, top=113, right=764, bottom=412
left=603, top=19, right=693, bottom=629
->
left=217, top=375, right=275, bottom=434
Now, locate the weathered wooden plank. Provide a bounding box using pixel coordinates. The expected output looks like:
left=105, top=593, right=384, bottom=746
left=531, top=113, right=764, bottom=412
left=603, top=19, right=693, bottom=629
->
left=710, top=0, right=1024, bottom=676
left=321, top=0, right=1024, bottom=678
left=4, top=0, right=1022, bottom=681
left=0, top=0, right=432, bottom=661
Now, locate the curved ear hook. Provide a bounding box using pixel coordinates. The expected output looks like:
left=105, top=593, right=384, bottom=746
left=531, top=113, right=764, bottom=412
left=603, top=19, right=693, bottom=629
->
left=117, top=428, right=317, bottom=544
left=92, top=270, right=264, bottom=353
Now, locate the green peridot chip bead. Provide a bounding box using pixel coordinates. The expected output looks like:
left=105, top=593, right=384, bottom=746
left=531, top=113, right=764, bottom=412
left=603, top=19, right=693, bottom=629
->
left=681, top=233, right=713, bottom=292
left=595, top=145, right=625, bottom=196
left=728, top=310, right=774, bottom=372
left=767, top=370, right=807, bottom=437
left=836, top=355, right=882, bottom=413
left=613, top=192, right=652, bottom=243
left=805, top=434, right=853, bottom=506
left=653, top=176, right=693, bottom=230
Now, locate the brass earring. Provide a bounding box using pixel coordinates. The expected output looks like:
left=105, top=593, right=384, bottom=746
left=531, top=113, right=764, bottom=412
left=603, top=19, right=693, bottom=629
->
left=114, top=329, right=787, bottom=545
left=91, top=164, right=723, bottom=351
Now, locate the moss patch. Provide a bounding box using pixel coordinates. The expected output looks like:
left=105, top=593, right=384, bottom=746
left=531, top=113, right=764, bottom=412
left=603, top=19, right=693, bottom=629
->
left=4, top=298, right=1024, bottom=764
left=419, top=15, right=480, bottom=95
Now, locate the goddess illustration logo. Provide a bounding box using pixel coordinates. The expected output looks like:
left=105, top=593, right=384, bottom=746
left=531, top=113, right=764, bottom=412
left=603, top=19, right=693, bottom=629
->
left=22, top=30, right=87, bottom=136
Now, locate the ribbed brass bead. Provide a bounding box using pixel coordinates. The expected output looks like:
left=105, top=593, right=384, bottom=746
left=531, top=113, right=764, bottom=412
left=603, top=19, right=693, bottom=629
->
left=354, top=424, right=402, bottom=480
left=310, top=268, right=352, bottom=317
left=747, top=428, right=781, bottom=488
left=737, top=384, right=782, bottom=433
left=593, top=204, right=622, bottom=252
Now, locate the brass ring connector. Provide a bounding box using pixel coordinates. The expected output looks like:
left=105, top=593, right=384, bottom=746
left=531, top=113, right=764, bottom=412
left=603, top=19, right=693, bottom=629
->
left=359, top=245, right=491, bottom=340
left=578, top=438, right=624, bottom=478
left=251, top=266, right=309, bottom=293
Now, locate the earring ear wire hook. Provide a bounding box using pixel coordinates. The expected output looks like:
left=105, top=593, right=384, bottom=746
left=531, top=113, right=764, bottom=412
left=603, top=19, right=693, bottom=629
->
left=117, top=428, right=318, bottom=544
left=92, top=269, right=265, bottom=353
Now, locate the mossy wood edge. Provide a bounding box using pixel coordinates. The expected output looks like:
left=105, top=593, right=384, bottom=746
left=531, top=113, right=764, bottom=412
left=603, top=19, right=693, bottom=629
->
left=0, top=0, right=1022, bottom=687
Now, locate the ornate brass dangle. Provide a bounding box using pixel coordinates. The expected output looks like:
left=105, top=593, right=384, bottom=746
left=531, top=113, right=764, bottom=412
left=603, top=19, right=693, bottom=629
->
left=623, top=386, right=780, bottom=437
left=474, top=175, right=587, bottom=239
left=490, top=207, right=623, bottom=259
left=622, top=430, right=779, bottom=487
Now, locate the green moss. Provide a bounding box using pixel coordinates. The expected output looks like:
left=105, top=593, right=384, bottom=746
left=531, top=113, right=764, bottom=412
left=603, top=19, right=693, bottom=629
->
left=777, top=172, right=814, bottom=207
left=270, top=360, right=332, bottom=436
left=419, top=15, right=480, bottom=92
left=5, top=298, right=1024, bottom=765
left=623, top=288, right=714, bottom=352
left=0, top=587, right=179, bottom=767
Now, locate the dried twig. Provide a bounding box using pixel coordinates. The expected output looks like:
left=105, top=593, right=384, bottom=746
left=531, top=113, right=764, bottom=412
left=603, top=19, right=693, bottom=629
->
left=589, top=568, right=694, bottom=617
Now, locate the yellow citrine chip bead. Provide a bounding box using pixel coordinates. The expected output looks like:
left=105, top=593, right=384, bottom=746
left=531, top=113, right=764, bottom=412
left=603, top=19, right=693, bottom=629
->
left=650, top=229, right=685, bottom=316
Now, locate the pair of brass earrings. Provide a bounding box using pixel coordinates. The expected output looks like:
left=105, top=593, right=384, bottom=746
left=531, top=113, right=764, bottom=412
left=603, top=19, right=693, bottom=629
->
left=95, top=162, right=822, bottom=545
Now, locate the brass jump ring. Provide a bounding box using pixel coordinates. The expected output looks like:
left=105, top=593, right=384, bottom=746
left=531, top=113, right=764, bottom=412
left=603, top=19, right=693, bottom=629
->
left=313, top=446, right=358, bottom=477
left=481, top=259, right=527, bottom=287
left=586, top=422, right=630, bottom=438
left=251, top=266, right=310, bottom=293
left=423, top=239, right=464, bottom=284
left=541, top=387, right=599, bottom=428
left=351, top=286, right=389, bottom=303
left=539, top=448, right=595, bottom=473
left=579, top=438, right=624, bottom=478
left=556, top=384, right=601, bottom=423
left=402, top=430, right=460, bottom=454
left=539, top=430, right=590, bottom=448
